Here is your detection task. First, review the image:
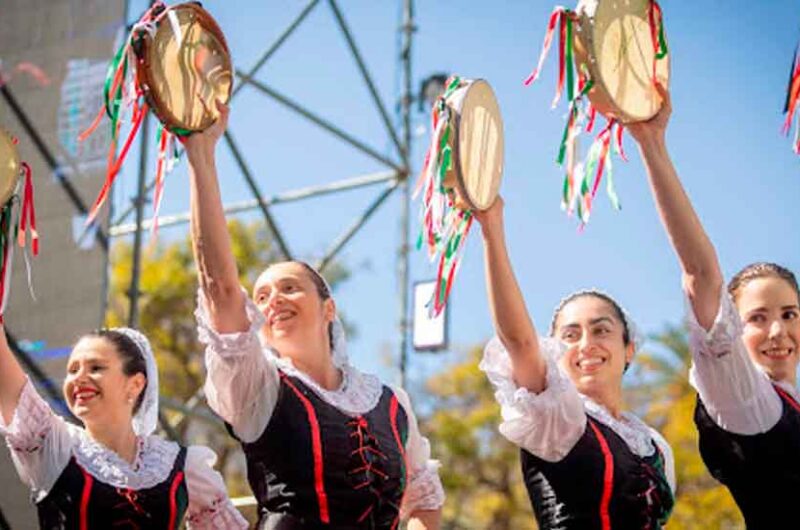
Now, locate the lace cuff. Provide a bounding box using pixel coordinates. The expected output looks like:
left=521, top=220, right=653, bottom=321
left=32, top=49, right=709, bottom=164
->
left=195, top=288, right=265, bottom=358
left=185, top=446, right=248, bottom=529
left=0, top=379, right=54, bottom=453
left=685, top=288, right=742, bottom=359
left=186, top=497, right=248, bottom=529
left=479, top=336, right=586, bottom=461
left=401, top=460, right=445, bottom=519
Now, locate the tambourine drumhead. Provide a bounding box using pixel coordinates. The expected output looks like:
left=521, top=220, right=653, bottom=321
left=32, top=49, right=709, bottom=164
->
left=140, top=3, right=232, bottom=131
left=575, top=0, right=670, bottom=123
left=0, top=130, right=20, bottom=206
left=444, top=79, right=504, bottom=211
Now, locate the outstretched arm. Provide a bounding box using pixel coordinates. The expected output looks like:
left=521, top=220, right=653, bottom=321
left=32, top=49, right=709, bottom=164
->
left=628, top=86, right=723, bottom=330
left=474, top=198, right=547, bottom=392
left=185, top=103, right=249, bottom=333
left=0, top=323, right=26, bottom=425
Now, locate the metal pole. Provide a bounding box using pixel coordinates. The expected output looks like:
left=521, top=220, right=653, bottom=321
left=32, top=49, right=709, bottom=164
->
left=398, top=0, right=414, bottom=387
left=110, top=170, right=398, bottom=236
left=237, top=73, right=402, bottom=172
left=223, top=130, right=293, bottom=260
left=127, top=114, right=149, bottom=329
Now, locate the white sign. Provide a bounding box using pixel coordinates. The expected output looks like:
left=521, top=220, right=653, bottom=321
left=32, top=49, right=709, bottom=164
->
left=412, top=280, right=448, bottom=352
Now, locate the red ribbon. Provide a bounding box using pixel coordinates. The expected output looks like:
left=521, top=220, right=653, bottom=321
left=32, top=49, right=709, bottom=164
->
left=86, top=100, right=148, bottom=226
left=524, top=7, right=566, bottom=87
left=18, top=162, right=38, bottom=256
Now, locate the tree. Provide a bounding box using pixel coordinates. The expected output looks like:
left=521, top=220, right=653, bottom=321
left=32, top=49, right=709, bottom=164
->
left=422, top=345, right=536, bottom=530
left=626, top=325, right=744, bottom=530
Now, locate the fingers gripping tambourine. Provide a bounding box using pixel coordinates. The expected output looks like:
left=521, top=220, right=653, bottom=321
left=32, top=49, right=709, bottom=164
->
left=81, top=1, right=232, bottom=229
left=414, top=76, right=504, bottom=316
left=0, top=128, right=39, bottom=315
left=526, top=0, right=669, bottom=225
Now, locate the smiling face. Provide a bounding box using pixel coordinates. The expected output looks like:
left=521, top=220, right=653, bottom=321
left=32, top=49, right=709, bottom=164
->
left=734, top=276, right=800, bottom=385
left=552, top=295, right=634, bottom=399
left=253, top=262, right=335, bottom=357
left=63, top=336, right=145, bottom=427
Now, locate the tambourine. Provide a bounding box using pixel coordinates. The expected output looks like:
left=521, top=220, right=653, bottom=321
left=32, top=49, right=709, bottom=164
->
left=0, top=128, right=39, bottom=314
left=0, top=129, right=20, bottom=206
left=526, top=1, right=668, bottom=225
left=573, top=0, right=670, bottom=123
left=415, top=76, right=504, bottom=316
left=440, top=79, right=504, bottom=211
left=82, top=1, right=232, bottom=227
left=134, top=2, right=232, bottom=132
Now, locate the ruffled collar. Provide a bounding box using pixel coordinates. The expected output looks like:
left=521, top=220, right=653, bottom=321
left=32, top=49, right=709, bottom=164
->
left=580, top=396, right=657, bottom=457
left=71, top=429, right=181, bottom=490
left=271, top=354, right=384, bottom=416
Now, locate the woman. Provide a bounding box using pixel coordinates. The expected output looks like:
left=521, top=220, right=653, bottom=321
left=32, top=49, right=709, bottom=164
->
left=629, top=85, right=800, bottom=527
left=475, top=198, right=675, bottom=529
left=0, top=323, right=247, bottom=528
left=185, top=103, right=444, bottom=529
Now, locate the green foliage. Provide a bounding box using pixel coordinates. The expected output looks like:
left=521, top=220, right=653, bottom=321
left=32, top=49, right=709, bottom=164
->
left=422, top=346, right=536, bottom=530
left=627, top=325, right=745, bottom=530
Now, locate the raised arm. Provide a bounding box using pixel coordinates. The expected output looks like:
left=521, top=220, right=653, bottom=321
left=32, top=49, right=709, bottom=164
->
left=185, top=103, right=249, bottom=333
left=474, top=198, right=547, bottom=392
left=0, top=322, right=27, bottom=425
left=628, top=86, right=723, bottom=330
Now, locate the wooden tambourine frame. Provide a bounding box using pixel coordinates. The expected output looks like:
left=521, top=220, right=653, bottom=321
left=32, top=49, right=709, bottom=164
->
left=573, top=0, right=670, bottom=123
left=134, top=2, right=233, bottom=132
left=442, top=79, right=504, bottom=211
left=0, top=129, right=20, bottom=206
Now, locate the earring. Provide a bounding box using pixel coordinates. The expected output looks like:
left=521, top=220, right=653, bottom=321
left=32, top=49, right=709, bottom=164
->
left=127, top=396, right=134, bottom=404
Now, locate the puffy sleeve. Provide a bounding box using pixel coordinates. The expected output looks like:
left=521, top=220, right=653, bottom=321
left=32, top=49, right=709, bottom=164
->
left=0, top=378, right=75, bottom=501
left=196, top=288, right=280, bottom=443
left=479, top=336, right=586, bottom=462
left=184, top=446, right=249, bottom=529
left=392, top=386, right=445, bottom=519
left=685, top=289, right=782, bottom=435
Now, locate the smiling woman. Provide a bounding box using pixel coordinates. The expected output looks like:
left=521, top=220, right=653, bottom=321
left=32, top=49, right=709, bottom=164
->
left=627, top=81, right=800, bottom=527
left=0, top=325, right=247, bottom=529
left=185, top=102, right=444, bottom=530
left=473, top=197, right=675, bottom=530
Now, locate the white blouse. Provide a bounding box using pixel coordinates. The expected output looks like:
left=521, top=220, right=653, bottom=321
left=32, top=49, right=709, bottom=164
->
left=0, top=379, right=247, bottom=529
left=195, top=289, right=445, bottom=517
left=686, top=288, right=794, bottom=435
left=480, top=336, right=676, bottom=493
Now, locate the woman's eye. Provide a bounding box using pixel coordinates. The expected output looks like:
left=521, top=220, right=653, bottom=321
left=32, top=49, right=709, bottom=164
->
left=595, top=328, right=610, bottom=336
left=748, top=314, right=765, bottom=324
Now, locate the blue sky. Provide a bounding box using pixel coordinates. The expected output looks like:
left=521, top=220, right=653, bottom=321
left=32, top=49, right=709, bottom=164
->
left=119, top=1, right=800, bottom=395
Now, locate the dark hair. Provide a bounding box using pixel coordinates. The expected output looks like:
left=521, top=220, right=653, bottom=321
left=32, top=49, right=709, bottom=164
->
left=728, top=262, right=800, bottom=303
left=549, top=290, right=631, bottom=346
left=85, top=329, right=148, bottom=414
left=263, top=261, right=335, bottom=350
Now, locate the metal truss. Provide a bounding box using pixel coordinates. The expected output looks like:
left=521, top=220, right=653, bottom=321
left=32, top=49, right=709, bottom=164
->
left=1, top=0, right=417, bottom=489
left=113, top=0, right=418, bottom=450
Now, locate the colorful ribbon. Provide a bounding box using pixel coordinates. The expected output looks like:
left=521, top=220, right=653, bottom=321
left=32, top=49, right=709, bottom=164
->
left=783, top=43, right=800, bottom=153
left=415, top=76, right=476, bottom=316
left=527, top=3, right=668, bottom=228
left=79, top=1, right=187, bottom=231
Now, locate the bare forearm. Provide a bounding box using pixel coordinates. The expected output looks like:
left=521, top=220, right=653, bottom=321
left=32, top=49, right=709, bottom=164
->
left=187, top=146, right=249, bottom=332
left=407, top=509, right=441, bottom=530
left=0, top=326, right=27, bottom=425
left=480, top=219, right=546, bottom=392
left=638, top=137, right=722, bottom=327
